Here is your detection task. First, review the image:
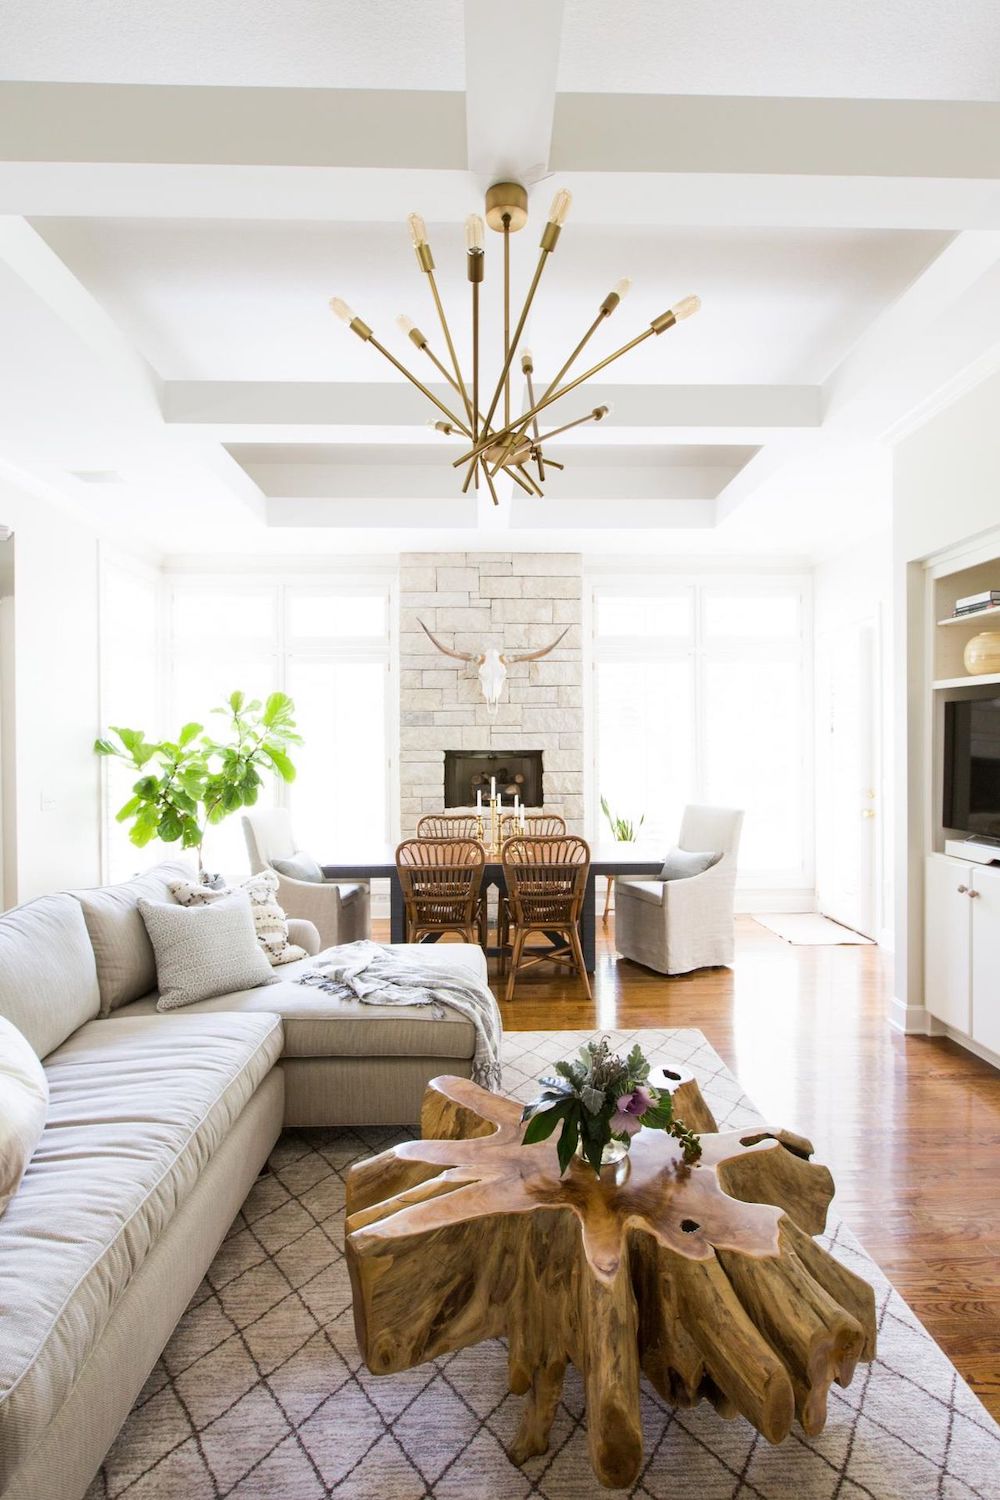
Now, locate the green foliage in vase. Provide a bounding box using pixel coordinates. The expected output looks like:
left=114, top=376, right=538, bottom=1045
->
left=520, top=1036, right=702, bottom=1177
left=600, top=795, right=645, bottom=843
left=95, top=691, right=301, bottom=863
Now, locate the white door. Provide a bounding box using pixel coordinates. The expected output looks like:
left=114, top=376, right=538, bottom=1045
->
left=971, top=863, right=1000, bottom=1055
left=924, top=855, right=972, bottom=1031
left=816, top=619, right=878, bottom=936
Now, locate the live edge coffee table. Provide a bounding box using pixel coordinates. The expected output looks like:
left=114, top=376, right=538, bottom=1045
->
left=345, top=1073, right=876, bottom=1491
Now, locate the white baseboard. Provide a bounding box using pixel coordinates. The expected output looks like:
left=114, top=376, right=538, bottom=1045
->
left=939, top=1023, right=1000, bottom=1071
left=889, top=997, right=932, bottom=1034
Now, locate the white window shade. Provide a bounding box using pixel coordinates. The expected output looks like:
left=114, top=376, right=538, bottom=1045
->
left=285, top=658, right=388, bottom=854
left=596, top=660, right=694, bottom=848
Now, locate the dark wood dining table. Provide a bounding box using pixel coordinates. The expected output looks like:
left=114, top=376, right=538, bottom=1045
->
left=321, top=844, right=666, bottom=973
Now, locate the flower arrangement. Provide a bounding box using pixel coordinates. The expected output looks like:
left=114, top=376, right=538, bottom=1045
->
left=520, top=1037, right=703, bottom=1177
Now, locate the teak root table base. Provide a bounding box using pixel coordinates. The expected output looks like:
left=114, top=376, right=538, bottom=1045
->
left=344, top=1072, right=876, bottom=1490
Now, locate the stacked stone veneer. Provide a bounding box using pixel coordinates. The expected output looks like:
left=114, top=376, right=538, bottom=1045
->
left=399, top=552, right=583, bottom=836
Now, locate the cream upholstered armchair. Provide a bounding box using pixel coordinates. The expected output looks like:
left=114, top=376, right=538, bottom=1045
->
left=613, top=805, right=744, bottom=975
left=241, top=809, right=369, bottom=950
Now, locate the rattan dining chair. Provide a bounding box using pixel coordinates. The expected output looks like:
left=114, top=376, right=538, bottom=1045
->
left=496, top=814, right=568, bottom=955
left=499, top=812, right=566, bottom=839
left=396, top=838, right=487, bottom=946
left=415, top=813, right=482, bottom=840
left=500, top=834, right=592, bottom=1002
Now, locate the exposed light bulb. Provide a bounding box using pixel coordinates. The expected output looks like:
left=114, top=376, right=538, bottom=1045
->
left=407, top=212, right=429, bottom=248
left=396, top=314, right=416, bottom=336
left=520, top=347, right=534, bottom=372
left=547, top=188, right=572, bottom=227
left=671, top=294, right=701, bottom=322
left=593, top=404, right=611, bottom=421
left=330, top=297, right=355, bottom=323
left=613, top=278, right=632, bottom=300
left=465, top=214, right=485, bottom=254
left=426, top=419, right=454, bottom=436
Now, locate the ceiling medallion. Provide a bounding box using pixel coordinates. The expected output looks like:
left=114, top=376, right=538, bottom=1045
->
left=330, top=182, right=700, bottom=504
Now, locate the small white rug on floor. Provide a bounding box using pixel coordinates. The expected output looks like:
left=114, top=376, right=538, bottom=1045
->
left=88, top=1029, right=998, bottom=1500
left=755, top=913, right=875, bottom=945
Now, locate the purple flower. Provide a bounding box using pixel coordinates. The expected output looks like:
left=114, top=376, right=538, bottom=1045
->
left=610, top=1086, right=653, bottom=1137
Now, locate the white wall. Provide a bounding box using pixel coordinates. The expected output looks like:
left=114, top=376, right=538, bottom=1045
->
left=813, top=532, right=893, bottom=943
left=893, top=367, right=1000, bottom=1018
left=0, top=476, right=106, bottom=901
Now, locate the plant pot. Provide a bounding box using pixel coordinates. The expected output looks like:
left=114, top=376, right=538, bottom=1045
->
left=964, top=631, right=1000, bottom=675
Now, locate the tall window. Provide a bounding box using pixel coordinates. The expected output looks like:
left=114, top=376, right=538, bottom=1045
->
left=591, top=576, right=810, bottom=888
left=166, top=574, right=394, bottom=879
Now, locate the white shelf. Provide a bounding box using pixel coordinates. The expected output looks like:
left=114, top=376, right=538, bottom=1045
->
left=938, top=605, right=1000, bottom=626
left=932, top=672, right=1000, bottom=689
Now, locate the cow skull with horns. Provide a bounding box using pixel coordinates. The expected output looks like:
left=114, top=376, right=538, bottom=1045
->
left=418, top=619, right=570, bottom=718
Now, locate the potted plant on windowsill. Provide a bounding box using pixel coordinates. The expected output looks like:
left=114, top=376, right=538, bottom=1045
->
left=95, top=690, right=300, bottom=877
left=600, top=794, right=645, bottom=920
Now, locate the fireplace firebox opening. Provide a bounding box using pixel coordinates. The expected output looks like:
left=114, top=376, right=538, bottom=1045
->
left=443, top=750, right=544, bottom=808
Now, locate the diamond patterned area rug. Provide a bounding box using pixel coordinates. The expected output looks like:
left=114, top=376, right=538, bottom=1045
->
left=87, top=1029, right=1000, bottom=1500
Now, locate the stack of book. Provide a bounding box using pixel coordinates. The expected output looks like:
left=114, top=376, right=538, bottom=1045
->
left=954, top=590, right=1000, bottom=618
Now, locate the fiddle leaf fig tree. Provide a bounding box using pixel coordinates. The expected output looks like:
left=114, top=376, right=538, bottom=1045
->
left=95, top=691, right=301, bottom=868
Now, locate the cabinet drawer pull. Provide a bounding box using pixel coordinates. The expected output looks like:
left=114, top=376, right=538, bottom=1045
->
left=969, top=888, right=981, bottom=899
left=957, top=884, right=968, bottom=894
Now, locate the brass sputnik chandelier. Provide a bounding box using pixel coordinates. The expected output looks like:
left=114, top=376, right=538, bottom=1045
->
left=330, top=182, right=700, bottom=504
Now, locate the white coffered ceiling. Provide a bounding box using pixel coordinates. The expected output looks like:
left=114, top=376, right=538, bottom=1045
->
left=3, top=0, right=1000, bottom=557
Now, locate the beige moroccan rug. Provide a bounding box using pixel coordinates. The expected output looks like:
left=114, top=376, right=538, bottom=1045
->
left=87, top=1029, right=1000, bottom=1499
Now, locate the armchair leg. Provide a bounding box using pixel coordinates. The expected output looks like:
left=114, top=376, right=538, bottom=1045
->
left=506, top=928, right=527, bottom=1004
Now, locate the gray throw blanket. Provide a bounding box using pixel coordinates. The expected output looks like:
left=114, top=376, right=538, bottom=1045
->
left=296, top=940, right=502, bottom=1091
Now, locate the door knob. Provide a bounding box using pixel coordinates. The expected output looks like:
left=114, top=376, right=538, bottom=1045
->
left=957, top=884, right=968, bottom=893
left=969, top=888, right=981, bottom=899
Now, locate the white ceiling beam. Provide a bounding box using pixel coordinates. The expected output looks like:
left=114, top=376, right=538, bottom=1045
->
left=267, top=498, right=479, bottom=529
left=162, top=380, right=819, bottom=437
left=0, top=83, right=465, bottom=169
left=6, top=89, right=1000, bottom=231
left=463, top=0, right=563, bottom=186
left=552, top=95, right=1000, bottom=180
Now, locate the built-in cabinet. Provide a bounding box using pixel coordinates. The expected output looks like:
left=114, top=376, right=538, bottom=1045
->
left=925, top=854, right=1000, bottom=1055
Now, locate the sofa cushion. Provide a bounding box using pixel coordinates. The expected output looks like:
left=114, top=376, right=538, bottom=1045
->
left=138, top=891, right=277, bottom=1010
left=0, top=894, right=101, bottom=1059
left=72, top=860, right=195, bottom=1013
left=0, top=1011, right=282, bottom=1490
left=657, top=847, right=723, bottom=881
left=616, top=879, right=667, bottom=907
left=118, top=941, right=487, bottom=1060
left=0, top=1018, right=48, bottom=1221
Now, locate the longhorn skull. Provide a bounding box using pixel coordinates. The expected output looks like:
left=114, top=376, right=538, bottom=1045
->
left=418, top=619, right=570, bottom=718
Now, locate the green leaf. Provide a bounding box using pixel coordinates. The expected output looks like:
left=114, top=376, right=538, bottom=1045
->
left=556, top=1115, right=580, bottom=1174
left=93, top=737, right=118, bottom=756
left=228, top=690, right=245, bottom=713
left=521, top=1100, right=570, bottom=1145
left=265, top=746, right=296, bottom=783
left=114, top=796, right=142, bottom=823
left=178, top=721, right=203, bottom=746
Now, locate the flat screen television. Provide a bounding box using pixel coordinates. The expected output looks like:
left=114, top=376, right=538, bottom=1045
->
left=943, top=694, right=1000, bottom=836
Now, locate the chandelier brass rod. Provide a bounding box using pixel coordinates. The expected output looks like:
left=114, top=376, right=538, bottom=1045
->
left=482, top=461, right=501, bottom=508
left=454, top=323, right=655, bottom=467
left=486, top=309, right=608, bottom=474
left=426, top=270, right=473, bottom=429
left=367, top=337, right=473, bottom=440
left=523, top=368, right=545, bottom=484
left=478, top=247, right=550, bottom=445
left=506, top=463, right=536, bottom=496
left=503, top=219, right=511, bottom=429
left=472, top=278, right=480, bottom=448
left=515, top=462, right=544, bottom=497
left=534, top=409, right=605, bottom=444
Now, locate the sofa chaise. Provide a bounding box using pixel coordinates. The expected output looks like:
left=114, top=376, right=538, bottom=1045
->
left=0, top=860, right=496, bottom=1500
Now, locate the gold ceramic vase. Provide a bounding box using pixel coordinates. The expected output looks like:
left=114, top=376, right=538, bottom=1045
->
left=963, top=631, right=1000, bottom=675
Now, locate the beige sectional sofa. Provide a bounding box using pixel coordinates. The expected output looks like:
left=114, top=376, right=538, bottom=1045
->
left=0, top=861, right=495, bottom=1500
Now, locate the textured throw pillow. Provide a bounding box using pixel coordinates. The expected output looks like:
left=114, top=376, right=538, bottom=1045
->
left=138, top=892, right=277, bottom=1011
left=271, top=852, right=325, bottom=884
left=0, top=1016, right=49, bottom=1220
left=169, top=870, right=307, bottom=966
left=657, top=847, right=724, bottom=882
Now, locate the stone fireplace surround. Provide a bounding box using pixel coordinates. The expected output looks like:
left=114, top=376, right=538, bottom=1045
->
left=399, top=552, right=584, bottom=837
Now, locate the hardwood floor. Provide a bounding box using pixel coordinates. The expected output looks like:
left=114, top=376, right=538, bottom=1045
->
left=375, top=912, right=1000, bottom=1420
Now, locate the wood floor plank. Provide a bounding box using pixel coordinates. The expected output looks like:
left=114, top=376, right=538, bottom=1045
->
left=372, top=912, right=1000, bottom=1419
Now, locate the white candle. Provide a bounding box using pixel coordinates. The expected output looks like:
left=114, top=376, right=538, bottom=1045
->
left=490, top=776, right=496, bottom=798
left=476, top=788, right=482, bottom=810
left=514, top=792, right=519, bottom=810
